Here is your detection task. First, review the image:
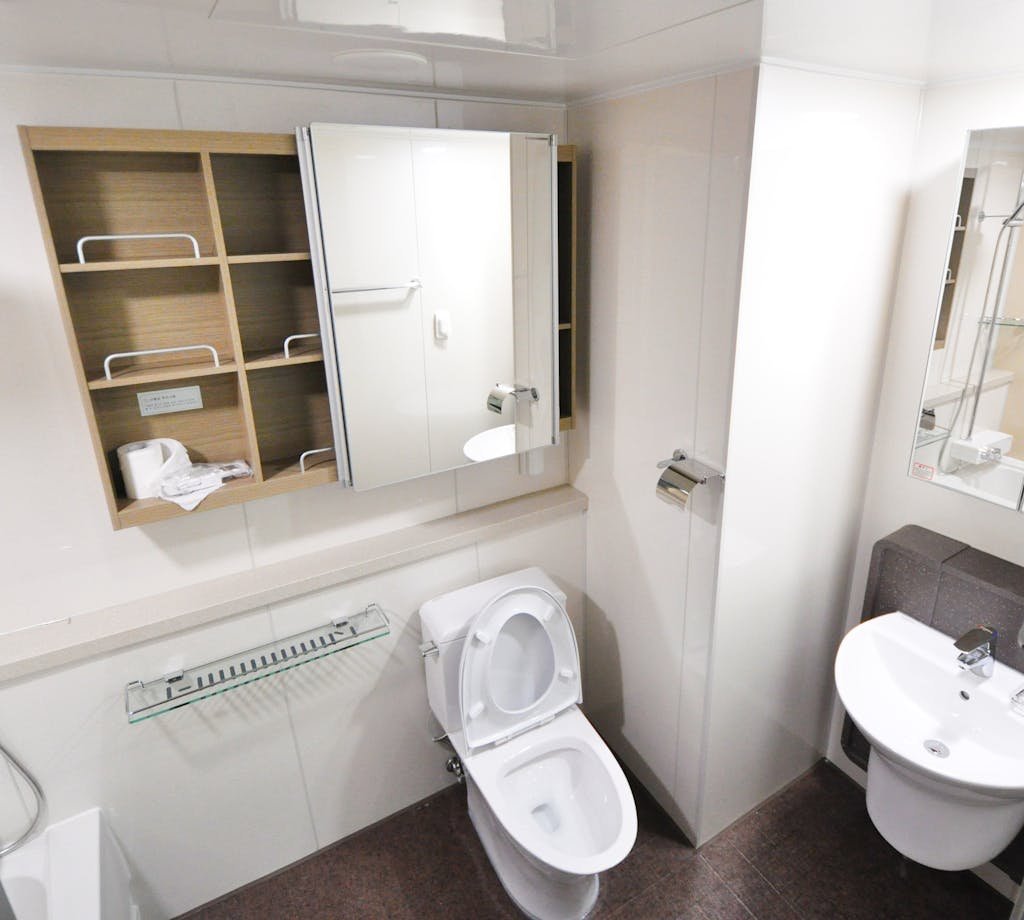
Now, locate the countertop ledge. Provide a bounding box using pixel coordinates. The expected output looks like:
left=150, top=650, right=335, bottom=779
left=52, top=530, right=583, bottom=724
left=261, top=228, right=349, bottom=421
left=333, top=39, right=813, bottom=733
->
left=0, top=485, right=588, bottom=685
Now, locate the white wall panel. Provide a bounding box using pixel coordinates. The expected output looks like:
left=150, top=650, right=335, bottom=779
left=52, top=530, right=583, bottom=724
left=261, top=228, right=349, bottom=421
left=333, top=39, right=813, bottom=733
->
left=705, top=64, right=921, bottom=839
left=568, top=72, right=753, bottom=838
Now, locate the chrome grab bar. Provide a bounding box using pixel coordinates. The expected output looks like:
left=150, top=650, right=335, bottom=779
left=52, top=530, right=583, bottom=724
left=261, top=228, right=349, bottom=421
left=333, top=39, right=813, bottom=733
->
left=103, top=344, right=220, bottom=380
left=77, top=233, right=201, bottom=263
left=283, top=333, right=320, bottom=359
left=330, top=279, right=421, bottom=295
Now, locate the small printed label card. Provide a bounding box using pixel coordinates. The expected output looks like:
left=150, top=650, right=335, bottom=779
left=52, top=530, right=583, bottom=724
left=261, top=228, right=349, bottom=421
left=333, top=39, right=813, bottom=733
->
left=137, top=386, right=203, bottom=417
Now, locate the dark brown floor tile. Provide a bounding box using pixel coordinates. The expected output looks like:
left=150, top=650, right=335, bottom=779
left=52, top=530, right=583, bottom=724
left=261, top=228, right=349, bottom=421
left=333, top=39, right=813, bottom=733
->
left=592, top=780, right=698, bottom=915
left=181, top=760, right=1013, bottom=920
left=698, top=841, right=799, bottom=920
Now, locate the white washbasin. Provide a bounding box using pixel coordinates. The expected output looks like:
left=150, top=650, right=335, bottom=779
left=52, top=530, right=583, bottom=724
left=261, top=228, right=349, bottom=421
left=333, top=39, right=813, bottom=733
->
left=835, top=611, right=1024, bottom=869
left=463, top=424, right=516, bottom=462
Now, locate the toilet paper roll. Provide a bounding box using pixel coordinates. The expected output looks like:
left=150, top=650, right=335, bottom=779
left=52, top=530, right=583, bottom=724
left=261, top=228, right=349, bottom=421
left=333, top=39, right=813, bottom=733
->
left=117, top=438, right=189, bottom=499
left=655, top=464, right=700, bottom=510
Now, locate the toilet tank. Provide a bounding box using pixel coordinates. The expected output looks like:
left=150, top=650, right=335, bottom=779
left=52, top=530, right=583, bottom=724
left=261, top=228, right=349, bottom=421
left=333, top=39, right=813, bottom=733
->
left=419, top=567, right=567, bottom=734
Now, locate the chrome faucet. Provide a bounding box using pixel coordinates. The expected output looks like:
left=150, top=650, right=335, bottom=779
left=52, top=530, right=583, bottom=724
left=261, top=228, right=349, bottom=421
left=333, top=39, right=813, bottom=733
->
left=955, top=626, right=997, bottom=678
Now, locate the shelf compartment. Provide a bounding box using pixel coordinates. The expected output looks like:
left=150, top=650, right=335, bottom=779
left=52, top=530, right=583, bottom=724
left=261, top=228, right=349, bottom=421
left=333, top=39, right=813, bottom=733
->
left=210, top=153, right=309, bottom=256
left=93, top=373, right=252, bottom=502
left=32, top=150, right=216, bottom=263
left=125, top=603, right=390, bottom=723
left=558, top=327, right=572, bottom=422
left=64, top=265, right=235, bottom=381
left=248, top=363, right=335, bottom=481
left=230, top=260, right=321, bottom=363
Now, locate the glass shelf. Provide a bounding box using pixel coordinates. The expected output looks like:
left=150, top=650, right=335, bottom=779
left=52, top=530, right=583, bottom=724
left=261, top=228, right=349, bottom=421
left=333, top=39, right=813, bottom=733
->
left=124, top=603, right=389, bottom=723
left=979, top=316, right=1024, bottom=328
left=916, top=425, right=950, bottom=448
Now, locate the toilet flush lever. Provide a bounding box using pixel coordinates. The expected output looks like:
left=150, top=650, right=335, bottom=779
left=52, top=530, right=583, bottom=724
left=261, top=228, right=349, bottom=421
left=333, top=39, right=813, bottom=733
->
left=419, top=641, right=439, bottom=659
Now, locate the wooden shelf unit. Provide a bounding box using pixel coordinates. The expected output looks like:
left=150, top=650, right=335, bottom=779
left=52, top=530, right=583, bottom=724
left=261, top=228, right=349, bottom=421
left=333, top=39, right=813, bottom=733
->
left=557, top=145, right=577, bottom=431
left=21, top=126, right=338, bottom=529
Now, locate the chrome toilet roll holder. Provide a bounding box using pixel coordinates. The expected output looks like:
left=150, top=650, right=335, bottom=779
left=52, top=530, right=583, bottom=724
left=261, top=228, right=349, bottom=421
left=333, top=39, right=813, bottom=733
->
left=655, top=449, right=725, bottom=510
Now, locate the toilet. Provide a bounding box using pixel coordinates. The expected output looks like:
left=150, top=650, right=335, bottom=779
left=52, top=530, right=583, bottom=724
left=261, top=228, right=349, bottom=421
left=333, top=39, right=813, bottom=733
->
left=419, top=567, right=637, bottom=920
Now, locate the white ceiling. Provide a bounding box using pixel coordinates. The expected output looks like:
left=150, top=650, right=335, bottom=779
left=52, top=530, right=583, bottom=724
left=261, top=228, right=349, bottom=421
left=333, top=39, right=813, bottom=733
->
left=0, top=0, right=763, bottom=103
left=5, top=1, right=1024, bottom=104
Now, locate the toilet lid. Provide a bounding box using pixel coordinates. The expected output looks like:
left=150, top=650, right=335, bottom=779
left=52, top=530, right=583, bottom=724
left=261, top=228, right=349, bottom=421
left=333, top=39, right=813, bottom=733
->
left=459, top=584, right=581, bottom=750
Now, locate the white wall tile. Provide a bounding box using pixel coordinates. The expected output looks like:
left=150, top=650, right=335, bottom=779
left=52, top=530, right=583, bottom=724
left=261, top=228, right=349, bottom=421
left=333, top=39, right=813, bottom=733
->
left=174, top=79, right=437, bottom=132
left=475, top=512, right=587, bottom=648
left=0, top=610, right=315, bottom=919
left=243, top=473, right=458, bottom=566
left=704, top=63, right=921, bottom=841
left=568, top=76, right=721, bottom=836
left=436, top=100, right=566, bottom=136
left=0, top=73, right=256, bottom=633
left=269, top=548, right=478, bottom=848
left=672, top=67, right=758, bottom=829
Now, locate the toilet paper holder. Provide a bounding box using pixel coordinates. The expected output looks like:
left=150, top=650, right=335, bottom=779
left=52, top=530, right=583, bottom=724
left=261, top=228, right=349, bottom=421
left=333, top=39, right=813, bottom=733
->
left=655, top=449, right=725, bottom=510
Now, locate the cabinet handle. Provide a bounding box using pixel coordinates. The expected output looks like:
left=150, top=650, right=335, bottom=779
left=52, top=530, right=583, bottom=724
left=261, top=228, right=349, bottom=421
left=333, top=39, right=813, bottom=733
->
left=103, top=344, right=220, bottom=380
left=330, top=279, right=421, bottom=295
left=299, top=448, right=334, bottom=473
left=283, top=333, right=320, bottom=359
left=76, top=233, right=201, bottom=263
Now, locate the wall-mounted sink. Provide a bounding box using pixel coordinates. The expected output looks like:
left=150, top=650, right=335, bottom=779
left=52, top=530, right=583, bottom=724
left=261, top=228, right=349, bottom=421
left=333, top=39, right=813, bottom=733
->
left=835, top=611, right=1024, bottom=870
left=463, top=424, right=516, bottom=462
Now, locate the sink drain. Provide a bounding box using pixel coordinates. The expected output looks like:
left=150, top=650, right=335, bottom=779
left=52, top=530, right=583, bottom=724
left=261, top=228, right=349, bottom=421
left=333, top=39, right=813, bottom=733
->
left=924, top=739, right=950, bottom=758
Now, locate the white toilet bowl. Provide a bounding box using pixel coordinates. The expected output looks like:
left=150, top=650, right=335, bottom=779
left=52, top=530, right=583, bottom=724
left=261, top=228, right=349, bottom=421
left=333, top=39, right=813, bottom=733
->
left=420, top=568, right=637, bottom=920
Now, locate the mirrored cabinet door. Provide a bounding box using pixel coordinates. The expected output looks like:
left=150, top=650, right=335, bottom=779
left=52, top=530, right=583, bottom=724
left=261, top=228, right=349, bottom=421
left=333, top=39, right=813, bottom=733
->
left=300, top=124, right=558, bottom=491
left=913, top=127, right=1024, bottom=510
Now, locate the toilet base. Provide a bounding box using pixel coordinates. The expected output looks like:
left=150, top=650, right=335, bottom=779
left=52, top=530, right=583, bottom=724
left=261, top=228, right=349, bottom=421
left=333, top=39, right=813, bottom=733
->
left=465, top=776, right=599, bottom=920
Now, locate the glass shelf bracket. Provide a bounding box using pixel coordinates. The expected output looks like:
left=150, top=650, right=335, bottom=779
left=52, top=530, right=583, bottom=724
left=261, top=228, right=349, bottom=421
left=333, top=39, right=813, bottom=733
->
left=125, top=603, right=389, bottom=723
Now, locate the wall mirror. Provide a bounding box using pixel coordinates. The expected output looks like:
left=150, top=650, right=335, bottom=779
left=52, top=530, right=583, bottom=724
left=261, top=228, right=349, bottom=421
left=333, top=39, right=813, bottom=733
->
left=299, top=123, right=557, bottom=490
left=913, top=126, right=1024, bottom=510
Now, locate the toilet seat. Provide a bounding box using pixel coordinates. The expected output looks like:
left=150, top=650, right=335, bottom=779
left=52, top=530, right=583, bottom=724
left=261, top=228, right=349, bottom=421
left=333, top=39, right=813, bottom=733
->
left=459, top=585, right=581, bottom=751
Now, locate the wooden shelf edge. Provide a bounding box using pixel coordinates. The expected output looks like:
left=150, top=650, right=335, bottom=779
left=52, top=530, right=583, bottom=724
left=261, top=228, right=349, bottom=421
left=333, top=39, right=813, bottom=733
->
left=244, top=350, right=324, bottom=371
left=115, top=464, right=335, bottom=527
left=60, top=256, right=220, bottom=274
left=226, top=252, right=311, bottom=265
left=24, top=126, right=297, bottom=155
left=87, top=361, right=239, bottom=391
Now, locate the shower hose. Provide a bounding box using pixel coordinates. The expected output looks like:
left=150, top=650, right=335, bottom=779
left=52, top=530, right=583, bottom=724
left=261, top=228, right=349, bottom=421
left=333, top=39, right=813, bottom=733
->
left=0, top=741, right=44, bottom=858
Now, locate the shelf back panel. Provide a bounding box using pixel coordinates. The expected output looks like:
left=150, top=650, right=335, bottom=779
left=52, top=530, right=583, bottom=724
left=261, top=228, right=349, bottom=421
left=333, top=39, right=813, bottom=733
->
left=64, top=266, right=235, bottom=380
left=33, top=150, right=217, bottom=263
left=211, top=154, right=309, bottom=256
left=248, top=363, right=333, bottom=468
left=92, top=374, right=252, bottom=499
left=231, top=261, right=320, bottom=358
